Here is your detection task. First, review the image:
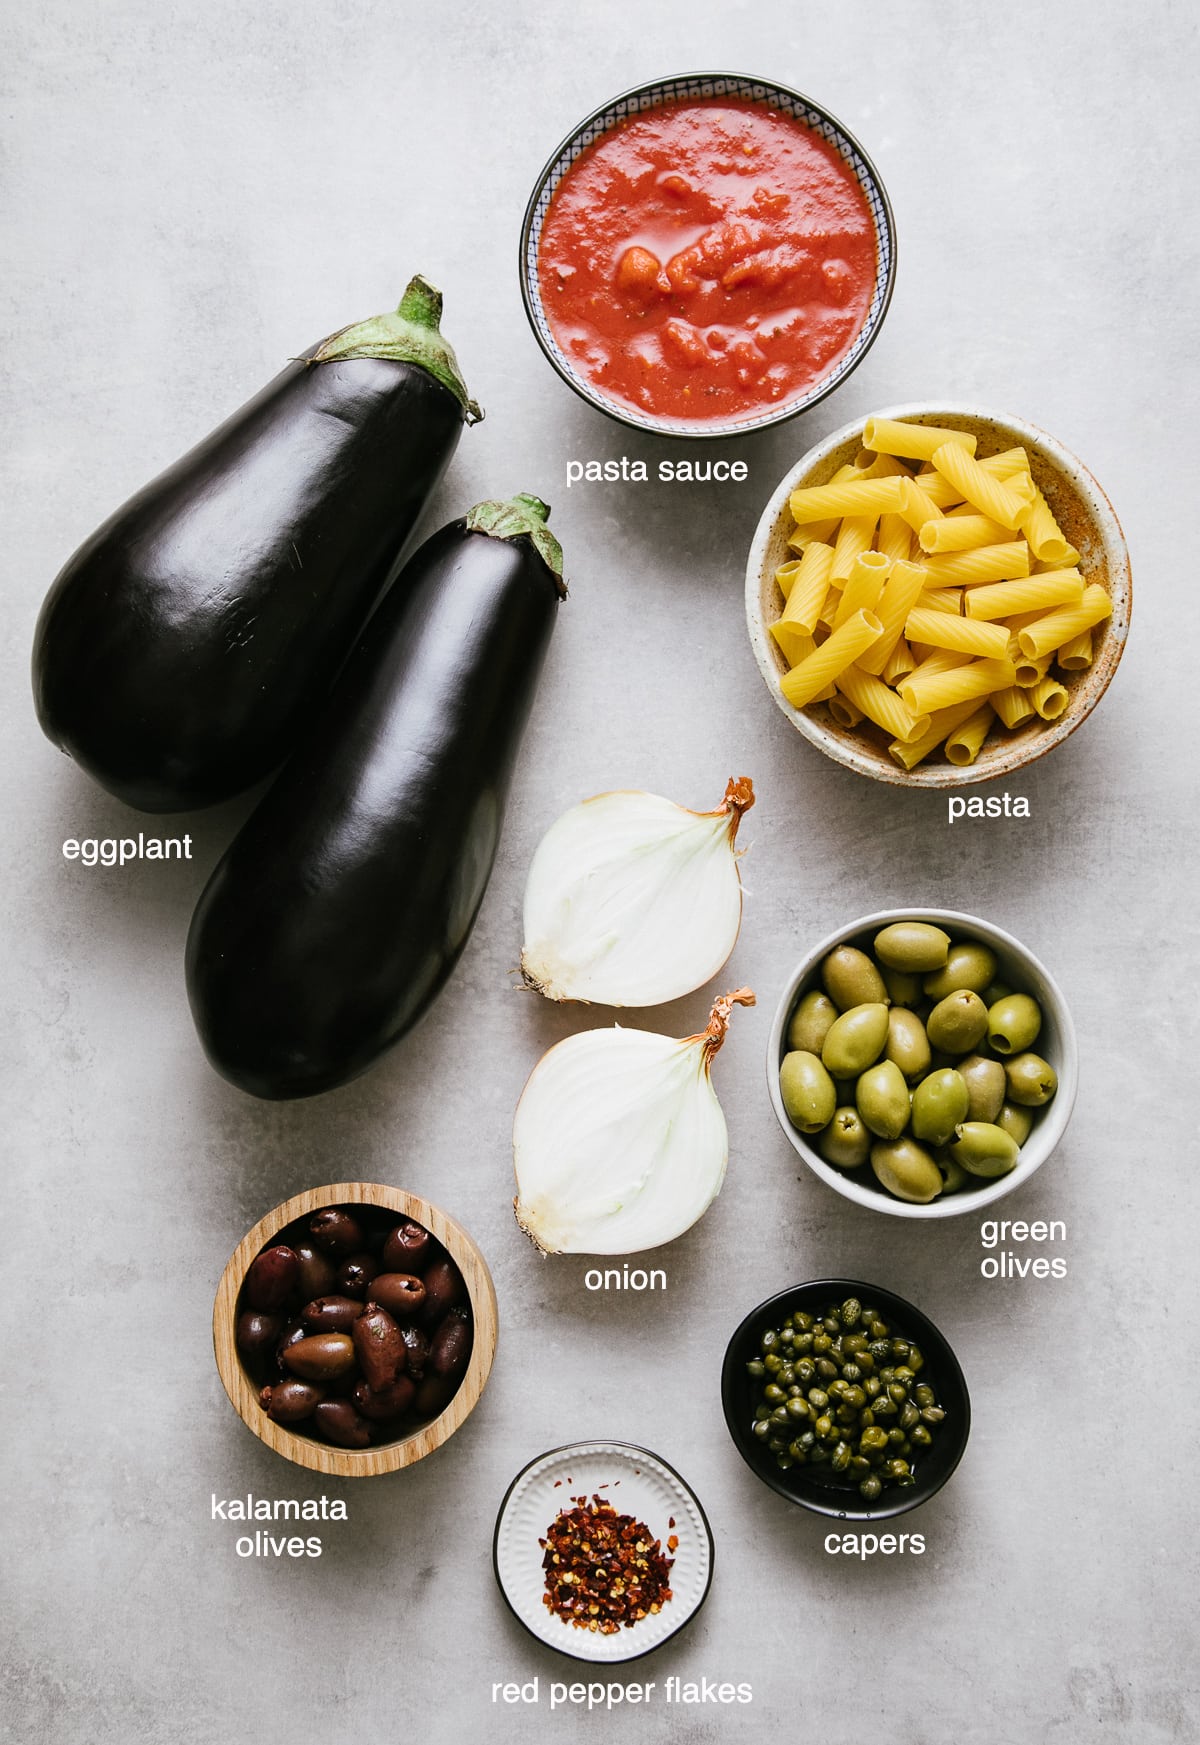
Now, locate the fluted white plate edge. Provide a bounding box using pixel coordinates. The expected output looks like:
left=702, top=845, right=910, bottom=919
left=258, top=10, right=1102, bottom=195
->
left=492, top=1440, right=714, bottom=1663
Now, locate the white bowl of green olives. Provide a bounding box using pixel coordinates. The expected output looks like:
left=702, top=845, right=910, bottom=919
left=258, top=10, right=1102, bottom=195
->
left=767, top=910, right=1077, bottom=1218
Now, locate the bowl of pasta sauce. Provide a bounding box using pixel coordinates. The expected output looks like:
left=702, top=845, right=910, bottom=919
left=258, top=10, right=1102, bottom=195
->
left=520, top=74, right=896, bottom=438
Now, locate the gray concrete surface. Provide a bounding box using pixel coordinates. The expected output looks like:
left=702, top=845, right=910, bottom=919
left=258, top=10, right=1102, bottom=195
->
left=3, top=2, right=1198, bottom=1740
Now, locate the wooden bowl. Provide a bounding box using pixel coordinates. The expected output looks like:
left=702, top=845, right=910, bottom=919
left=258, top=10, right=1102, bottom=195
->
left=213, top=1182, right=498, bottom=1477
left=745, top=403, right=1132, bottom=784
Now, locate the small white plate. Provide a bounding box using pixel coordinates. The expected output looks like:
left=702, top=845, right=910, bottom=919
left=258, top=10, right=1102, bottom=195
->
left=493, top=1442, right=714, bottom=1663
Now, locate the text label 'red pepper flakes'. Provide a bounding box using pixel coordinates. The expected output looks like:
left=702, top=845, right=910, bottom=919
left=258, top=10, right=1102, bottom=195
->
left=540, top=1494, right=675, bottom=1633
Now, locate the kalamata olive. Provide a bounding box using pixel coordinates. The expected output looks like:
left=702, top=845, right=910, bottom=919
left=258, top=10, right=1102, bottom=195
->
left=381, top=1220, right=436, bottom=1273
left=399, top=1325, right=429, bottom=1378
left=261, top=1379, right=324, bottom=1423
left=352, top=1304, right=407, bottom=1392
left=292, top=1242, right=337, bottom=1301
left=308, top=1208, right=366, bottom=1257
left=237, top=1311, right=285, bottom=1369
left=429, top=1306, right=473, bottom=1382
left=420, top=1255, right=466, bottom=1326
left=336, top=1253, right=380, bottom=1298
left=281, top=1332, right=357, bottom=1381
left=313, top=1399, right=372, bottom=1448
left=302, top=1295, right=366, bottom=1333
left=353, top=1376, right=416, bottom=1422
left=371, top=1272, right=427, bottom=1319
left=412, top=1373, right=455, bottom=1418
left=243, top=1245, right=299, bottom=1312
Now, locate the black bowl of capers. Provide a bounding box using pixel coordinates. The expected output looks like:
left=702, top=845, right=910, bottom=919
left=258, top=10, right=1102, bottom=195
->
left=722, top=1281, right=970, bottom=1518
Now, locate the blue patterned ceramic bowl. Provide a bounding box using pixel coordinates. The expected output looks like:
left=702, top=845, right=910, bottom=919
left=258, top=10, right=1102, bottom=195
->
left=519, top=73, right=896, bottom=439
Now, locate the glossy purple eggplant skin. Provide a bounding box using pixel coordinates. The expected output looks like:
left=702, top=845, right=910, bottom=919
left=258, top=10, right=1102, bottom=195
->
left=185, top=520, right=560, bottom=1099
left=31, top=356, right=463, bottom=812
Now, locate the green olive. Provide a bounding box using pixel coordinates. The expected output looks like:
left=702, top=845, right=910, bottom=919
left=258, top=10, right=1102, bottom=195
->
left=926, top=989, right=989, bottom=1054
left=821, top=945, right=889, bottom=1012
left=873, top=921, right=951, bottom=973
left=987, top=992, right=1043, bottom=1055
left=997, top=1101, right=1034, bottom=1145
left=818, top=1107, right=871, bottom=1170
left=935, top=1149, right=971, bottom=1194
left=880, top=964, right=923, bottom=1007
left=779, top=1050, right=837, bottom=1134
left=1005, top=1052, right=1058, bottom=1106
left=958, top=1053, right=1007, bottom=1123
left=870, top=1137, right=943, bottom=1203
left=910, top=1067, right=970, bottom=1145
left=821, top=1002, right=890, bottom=1078
left=922, top=940, right=998, bottom=1000
left=787, top=988, right=839, bottom=1054
left=950, top=1120, right=1020, bottom=1176
left=983, top=980, right=1013, bottom=1007
left=856, top=1059, right=911, bottom=1140
left=886, top=1007, right=932, bottom=1081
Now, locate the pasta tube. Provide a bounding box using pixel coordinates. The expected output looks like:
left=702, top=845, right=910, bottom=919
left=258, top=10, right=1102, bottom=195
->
left=919, top=512, right=1010, bottom=553
left=897, top=476, right=944, bottom=533
left=788, top=517, right=840, bottom=551
left=1030, top=675, right=1070, bottom=719
left=919, top=541, right=1031, bottom=588
left=945, top=703, right=995, bottom=766
left=774, top=541, right=834, bottom=629
left=903, top=608, right=1013, bottom=662
left=1057, top=629, right=1093, bottom=671
left=900, top=656, right=1017, bottom=715
left=836, top=664, right=930, bottom=743
left=833, top=550, right=891, bottom=629
left=780, top=610, right=883, bottom=709
left=914, top=587, right=964, bottom=614
left=862, top=416, right=977, bottom=462
left=992, top=686, right=1037, bottom=729
left=1014, top=652, right=1053, bottom=688
left=859, top=559, right=927, bottom=675
left=1019, top=484, right=1076, bottom=565
left=788, top=474, right=905, bottom=522
left=831, top=514, right=878, bottom=582
left=876, top=513, right=913, bottom=564
left=931, top=443, right=1035, bottom=530
left=964, top=571, right=1084, bottom=620
left=887, top=699, right=983, bottom=770
left=1015, top=583, right=1113, bottom=658
left=828, top=694, right=865, bottom=729
left=883, top=637, right=916, bottom=686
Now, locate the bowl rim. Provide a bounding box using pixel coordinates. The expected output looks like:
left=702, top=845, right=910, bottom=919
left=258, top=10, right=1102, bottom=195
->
left=491, top=1438, right=715, bottom=1664
left=518, top=70, right=897, bottom=441
left=721, top=1278, right=971, bottom=1518
left=745, top=400, right=1133, bottom=783
left=213, top=1181, right=498, bottom=1476
left=766, top=907, right=1079, bottom=1219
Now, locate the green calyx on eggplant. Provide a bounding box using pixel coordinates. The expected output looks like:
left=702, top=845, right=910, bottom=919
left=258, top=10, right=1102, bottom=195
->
left=185, top=493, right=565, bottom=1100
left=32, top=275, right=480, bottom=813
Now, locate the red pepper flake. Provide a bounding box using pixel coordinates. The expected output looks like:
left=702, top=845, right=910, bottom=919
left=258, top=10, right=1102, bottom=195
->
left=539, top=1494, right=674, bottom=1635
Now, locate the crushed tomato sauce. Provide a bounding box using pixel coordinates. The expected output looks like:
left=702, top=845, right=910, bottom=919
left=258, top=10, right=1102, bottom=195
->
left=538, top=97, right=877, bottom=423
left=540, top=1494, right=675, bottom=1632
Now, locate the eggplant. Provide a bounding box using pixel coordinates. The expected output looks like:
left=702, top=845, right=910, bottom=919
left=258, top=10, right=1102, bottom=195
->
left=32, top=276, right=481, bottom=812
left=185, top=494, right=565, bottom=1099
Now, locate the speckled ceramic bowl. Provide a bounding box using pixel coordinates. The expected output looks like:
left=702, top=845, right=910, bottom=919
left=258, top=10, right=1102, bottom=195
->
left=519, top=73, right=896, bottom=439
left=746, top=404, right=1132, bottom=783
left=767, top=909, right=1078, bottom=1220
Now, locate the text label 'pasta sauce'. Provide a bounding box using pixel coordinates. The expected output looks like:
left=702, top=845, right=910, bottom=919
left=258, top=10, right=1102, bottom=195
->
left=538, top=98, right=877, bottom=424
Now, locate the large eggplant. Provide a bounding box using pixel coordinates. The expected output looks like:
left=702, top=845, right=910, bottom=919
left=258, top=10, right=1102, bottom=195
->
left=185, top=494, right=566, bottom=1100
left=32, top=276, right=481, bottom=812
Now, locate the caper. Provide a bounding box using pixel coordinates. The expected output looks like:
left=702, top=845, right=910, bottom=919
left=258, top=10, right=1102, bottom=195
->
left=926, top=989, right=989, bottom=1053
left=997, top=1102, right=1034, bottom=1145
left=870, top=1137, right=943, bottom=1203
left=910, top=1425, right=933, bottom=1447
left=856, top=1058, right=911, bottom=1140
left=923, top=939, right=998, bottom=999
left=958, top=1053, right=1007, bottom=1123
left=873, top=920, right=951, bottom=972
left=818, top=1106, right=872, bottom=1170
left=987, top=992, right=1043, bottom=1056
left=951, top=1120, right=1020, bottom=1177
left=821, top=944, right=890, bottom=1011
left=822, top=1002, right=890, bottom=1078
left=1005, top=1052, right=1058, bottom=1107
left=882, top=1006, right=931, bottom=1083
left=787, top=987, right=839, bottom=1053
left=779, top=1049, right=838, bottom=1134
left=746, top=1358, right=765, bottom=1378
left=764, top=1383, right=785, bottom=1403
left=860, top=1475, right=883, bottom=1501
left=910, top=1067, right=970, bottom=1145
